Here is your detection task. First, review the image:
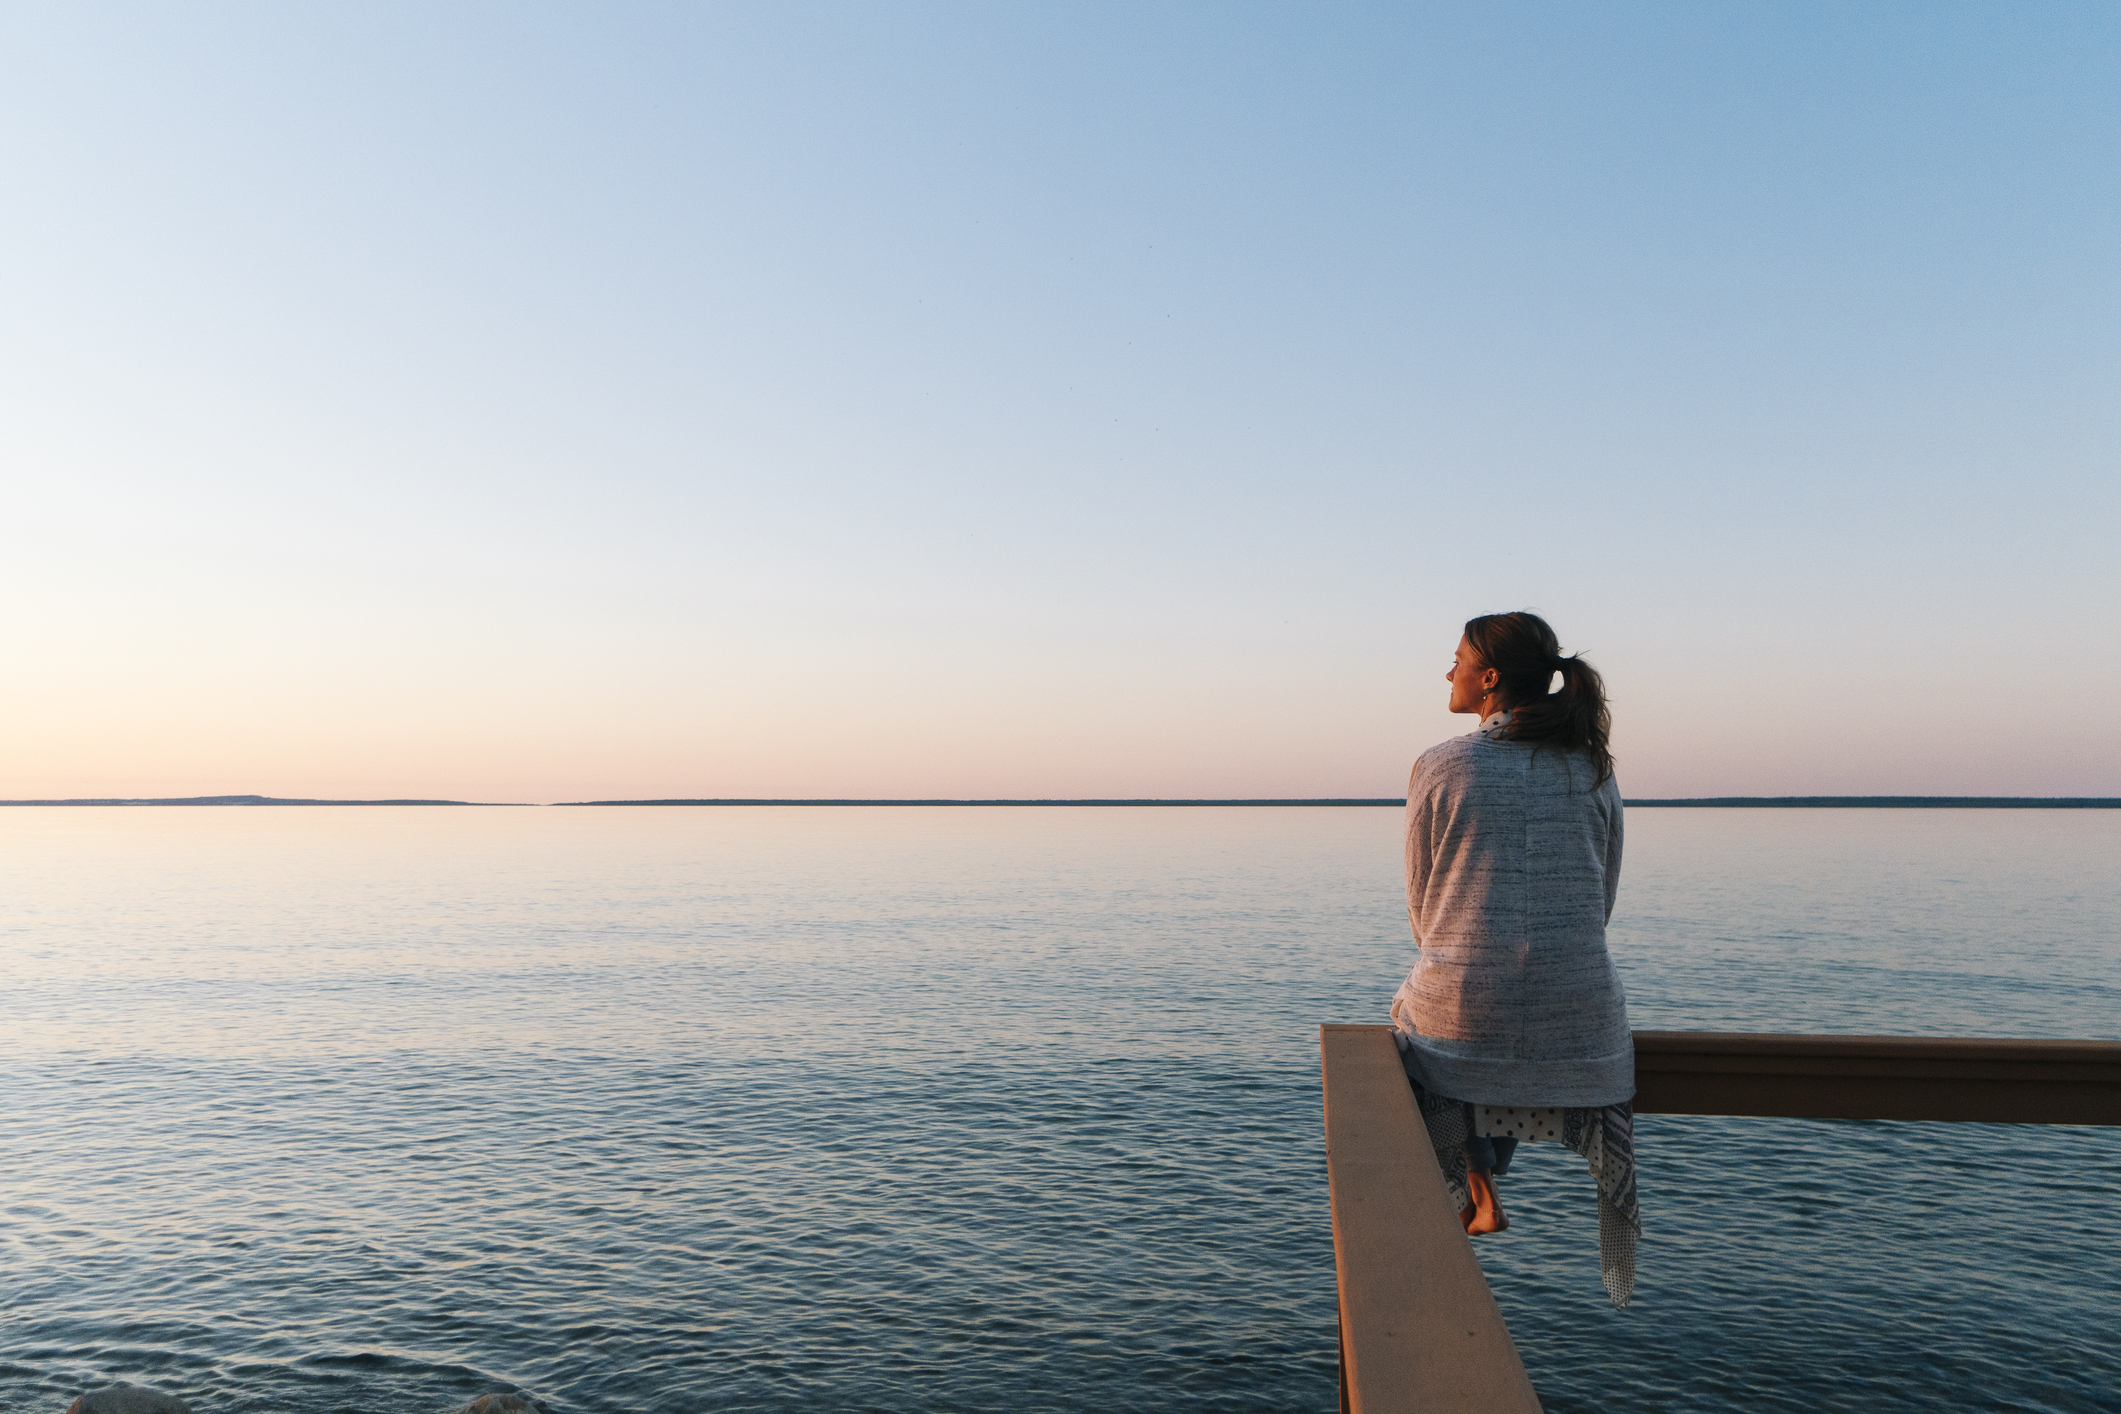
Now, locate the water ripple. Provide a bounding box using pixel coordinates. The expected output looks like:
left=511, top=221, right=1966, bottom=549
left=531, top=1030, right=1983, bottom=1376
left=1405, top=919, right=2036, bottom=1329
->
left=1, top=806, right=2116, bottom=1411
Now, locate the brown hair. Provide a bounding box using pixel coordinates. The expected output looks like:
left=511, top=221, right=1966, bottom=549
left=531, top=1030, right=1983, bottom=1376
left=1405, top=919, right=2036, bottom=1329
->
left=1462, top=611, right=1613, bottom=787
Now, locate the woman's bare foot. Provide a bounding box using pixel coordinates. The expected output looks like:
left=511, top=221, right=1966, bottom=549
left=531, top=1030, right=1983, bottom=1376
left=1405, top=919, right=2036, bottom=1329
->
left=1465, top=1169, right=1509, bottom=1235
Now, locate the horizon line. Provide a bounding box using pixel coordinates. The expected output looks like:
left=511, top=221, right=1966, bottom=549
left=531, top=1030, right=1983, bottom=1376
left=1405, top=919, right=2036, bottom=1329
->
left=561, top=796, right=2121, bottom=807
left=3, top=794, right=2118, bottom=809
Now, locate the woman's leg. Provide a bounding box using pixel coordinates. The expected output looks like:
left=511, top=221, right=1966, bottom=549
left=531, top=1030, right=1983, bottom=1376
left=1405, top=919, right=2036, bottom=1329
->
left=1464, top=1167, right=1508, bottom=1234
left=1462, top=1133, right=1509, bottom=1234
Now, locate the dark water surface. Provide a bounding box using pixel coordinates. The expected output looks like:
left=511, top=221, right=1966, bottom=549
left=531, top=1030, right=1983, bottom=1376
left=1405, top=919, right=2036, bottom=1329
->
left=2, top=807, right=2116, bottom=1413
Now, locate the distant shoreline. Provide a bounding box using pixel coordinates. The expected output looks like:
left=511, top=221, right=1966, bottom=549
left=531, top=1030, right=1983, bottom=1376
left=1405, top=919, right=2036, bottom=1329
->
left=1622, top=797, right=2121, bottom=809
left=560, top=798, right=1410, bottom=807
left=0, top=794, right=493, bottom=807
left=3, top=795, right=2115, bottom=809
left=558, top=796, right=2121, bottom=809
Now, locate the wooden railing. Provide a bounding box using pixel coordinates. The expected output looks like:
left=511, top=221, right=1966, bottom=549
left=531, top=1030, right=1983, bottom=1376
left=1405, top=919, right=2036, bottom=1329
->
left=1322, top=1025, right=2121, bottom=1414
left=1633, top=1031, right=2121, bottom=1124
left=1321, top=1025, right=1542, bottom=1414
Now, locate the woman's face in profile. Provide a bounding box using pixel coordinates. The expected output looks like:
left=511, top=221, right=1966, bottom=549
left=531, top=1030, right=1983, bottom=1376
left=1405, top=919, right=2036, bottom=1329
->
left=1445, top=635, right=1495, bottom=715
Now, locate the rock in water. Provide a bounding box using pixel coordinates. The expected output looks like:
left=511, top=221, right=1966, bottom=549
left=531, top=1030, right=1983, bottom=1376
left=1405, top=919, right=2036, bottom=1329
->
left=64, top=1386, right=192, bottom=1414
left=453, top=1396, right=541, bottom=1414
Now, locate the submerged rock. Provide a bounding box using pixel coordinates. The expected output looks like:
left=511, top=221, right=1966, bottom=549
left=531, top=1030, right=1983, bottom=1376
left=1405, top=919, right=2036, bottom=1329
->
left=64, top=1386, right=192, bottom=1414
left=453, top=1396, right=542, bottom=1414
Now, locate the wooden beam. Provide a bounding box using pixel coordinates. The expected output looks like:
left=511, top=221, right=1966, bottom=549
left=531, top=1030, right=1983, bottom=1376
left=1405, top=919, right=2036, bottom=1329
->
left=1633, top=1032, right=2121, bottom=1124
left=1319, top=1026, right=2119, bottom=1409
left=1321, top=1024, right=1542, bottom=1414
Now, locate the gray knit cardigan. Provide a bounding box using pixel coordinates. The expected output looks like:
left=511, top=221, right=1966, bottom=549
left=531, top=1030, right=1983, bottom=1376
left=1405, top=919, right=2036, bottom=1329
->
left=1389, top=711, right=1634, bottom=1108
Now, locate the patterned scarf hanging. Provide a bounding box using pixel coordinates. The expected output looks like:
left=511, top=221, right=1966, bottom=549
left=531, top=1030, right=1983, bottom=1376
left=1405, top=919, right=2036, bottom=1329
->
left=1401, top=1052, right=1640, bottom=1307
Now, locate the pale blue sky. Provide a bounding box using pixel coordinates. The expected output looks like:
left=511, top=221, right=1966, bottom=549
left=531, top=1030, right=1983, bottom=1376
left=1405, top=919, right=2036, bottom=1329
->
left=3, top=4, right=2115, bottom=799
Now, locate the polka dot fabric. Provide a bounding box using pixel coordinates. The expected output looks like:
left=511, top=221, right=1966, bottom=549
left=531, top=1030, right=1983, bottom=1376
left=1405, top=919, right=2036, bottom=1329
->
left=1476, top=1105, right=1563, bottom=1142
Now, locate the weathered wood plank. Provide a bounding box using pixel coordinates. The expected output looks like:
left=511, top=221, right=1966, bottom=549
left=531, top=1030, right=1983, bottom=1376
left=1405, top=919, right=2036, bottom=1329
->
left=1633, top=1032, right=2121, bottom=1124
left=1321, top=1024, right=1541, bottom=1414
left=1323, top=1025, right=2117, bottom=1409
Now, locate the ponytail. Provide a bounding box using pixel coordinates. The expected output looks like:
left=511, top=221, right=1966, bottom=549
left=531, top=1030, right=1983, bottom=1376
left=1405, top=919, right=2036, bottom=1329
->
left=1462, top=612, right=1614, bottom=787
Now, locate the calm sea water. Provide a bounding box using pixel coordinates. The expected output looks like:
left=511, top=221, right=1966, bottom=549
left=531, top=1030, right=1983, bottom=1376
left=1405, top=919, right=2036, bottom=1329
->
left=2, top=806, right=2116, bottom=1414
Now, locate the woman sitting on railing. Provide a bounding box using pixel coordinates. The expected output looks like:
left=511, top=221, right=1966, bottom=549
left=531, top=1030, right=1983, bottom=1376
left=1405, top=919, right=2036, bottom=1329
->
left=1391, top=610, right=1641, bottom=1306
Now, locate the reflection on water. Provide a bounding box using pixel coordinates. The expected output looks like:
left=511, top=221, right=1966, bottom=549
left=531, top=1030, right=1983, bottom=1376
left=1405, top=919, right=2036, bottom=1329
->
left=2, top=807, right=2116, bottom=1411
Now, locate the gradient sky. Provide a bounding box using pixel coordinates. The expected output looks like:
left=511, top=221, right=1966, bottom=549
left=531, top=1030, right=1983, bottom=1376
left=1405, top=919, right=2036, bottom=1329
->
left=3, top=4, right=2116, bottom=801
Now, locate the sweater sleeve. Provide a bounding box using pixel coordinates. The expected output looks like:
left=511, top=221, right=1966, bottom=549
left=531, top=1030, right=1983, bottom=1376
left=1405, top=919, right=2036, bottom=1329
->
left=1404, top=759, right=1433, bottom=945
left=1602, top=783, right=1625, bottom=925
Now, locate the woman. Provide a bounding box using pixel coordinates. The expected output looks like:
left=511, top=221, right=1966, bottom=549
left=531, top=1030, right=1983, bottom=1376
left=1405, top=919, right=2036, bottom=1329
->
left=1390, top=611, right=1640, bottom=1305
